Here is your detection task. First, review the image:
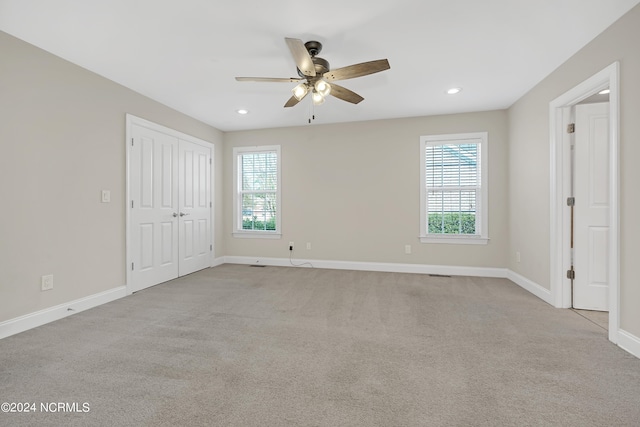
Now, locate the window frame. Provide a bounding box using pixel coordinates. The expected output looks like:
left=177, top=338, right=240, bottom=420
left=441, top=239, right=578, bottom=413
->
left=419, top=132, right=489, bottom=245
left=232, top=145, right=282, bottom=239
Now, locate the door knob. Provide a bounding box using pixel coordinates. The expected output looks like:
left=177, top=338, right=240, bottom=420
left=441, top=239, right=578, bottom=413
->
left=179, top=212, right=190, bottom=217
left=172, top=212, right=178, bottom=218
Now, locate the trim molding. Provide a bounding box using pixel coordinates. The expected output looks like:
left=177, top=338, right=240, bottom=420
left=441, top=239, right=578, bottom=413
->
left=211, top=256, right=225, bottom=267
left=507, top=270, right=553, bottom=306
left=0, top=286, right=127, bottom=340
left=618, top=329, right=640, bottom=360
left=224, top=255, right=508, bottom=278
left=548, top=62, right=620, bottom=343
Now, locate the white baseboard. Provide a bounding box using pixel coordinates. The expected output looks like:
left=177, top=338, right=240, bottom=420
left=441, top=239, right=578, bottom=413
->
left=618, top=329, right=640, bottom=359
left=224, top=255, right=508, bottom=278
left=211, top=256, right=225, bottom=267
left=506, top=270, right=554, bottom=306
left=0, top=286, right=127, bottom=340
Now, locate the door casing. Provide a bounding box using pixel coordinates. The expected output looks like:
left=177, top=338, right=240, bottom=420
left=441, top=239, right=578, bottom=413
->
left=549, top=62, right=619, bottom=343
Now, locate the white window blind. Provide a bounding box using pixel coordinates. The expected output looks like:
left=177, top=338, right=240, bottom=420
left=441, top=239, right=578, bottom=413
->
left=426, top=143, right=480, bottom=235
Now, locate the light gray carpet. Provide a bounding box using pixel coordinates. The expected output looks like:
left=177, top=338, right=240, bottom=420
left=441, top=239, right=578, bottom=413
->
left=1, top=265, right=639, bottom=426
left=572, top=309, right=609, bottom=331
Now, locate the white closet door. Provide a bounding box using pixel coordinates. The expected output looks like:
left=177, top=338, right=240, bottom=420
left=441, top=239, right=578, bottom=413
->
left=178, top=140, right=211, bottom=276
left=130, top=124, right=179, bottom=292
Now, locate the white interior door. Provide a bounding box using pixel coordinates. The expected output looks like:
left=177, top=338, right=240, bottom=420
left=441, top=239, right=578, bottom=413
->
left=130, top=124, right=179, bottom=292
left=128, top=118, right=212, bottom=293
left=178, top=140, right=211, bottom=276
left=573, top=102, right=610, bottom=311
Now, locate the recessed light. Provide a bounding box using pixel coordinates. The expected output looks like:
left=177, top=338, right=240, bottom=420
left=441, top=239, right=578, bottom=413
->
left=598, top=89, right=610, bottom=95
left=446, top=87, right=462, bottom=95
left=237, top=109, right=249, bottom=115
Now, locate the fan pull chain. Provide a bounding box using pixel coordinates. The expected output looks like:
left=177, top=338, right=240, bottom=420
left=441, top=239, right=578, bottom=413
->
left=308, top=101, right=316, bottom=124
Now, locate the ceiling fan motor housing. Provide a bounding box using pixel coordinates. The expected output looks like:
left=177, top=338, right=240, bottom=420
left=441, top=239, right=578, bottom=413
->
left=297, top=56, right=330, bottom=78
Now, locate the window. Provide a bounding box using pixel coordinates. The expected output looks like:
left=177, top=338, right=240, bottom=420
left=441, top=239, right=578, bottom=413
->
left=420, top=132, right=488, bottom=244
left=233, top=146, right=281, bottom=238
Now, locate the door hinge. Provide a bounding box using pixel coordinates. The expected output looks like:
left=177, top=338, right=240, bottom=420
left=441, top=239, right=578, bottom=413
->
left=567, top=123, right=575, bottom=134
left=210, top=202, right=212, bottom=207
left=131, top=200, right=134, bottom=208
left=131, top=138, right=134, bottom=147
left=566, top=269, right=575, bottom=280
left=131, top=262, right=134, bottom=271
left=210, top=244, right=213, bottom=251
left=567, top=197, right=575, bottom=207
left=209, top=158, right=212, bottom=165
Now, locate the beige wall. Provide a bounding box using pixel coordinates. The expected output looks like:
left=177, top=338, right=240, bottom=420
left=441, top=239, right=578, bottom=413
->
left=0, top=31, right=224, bottom=322
left=224, top=111, right=509, bottom=268
left=508, top=5, right=640, bottom=336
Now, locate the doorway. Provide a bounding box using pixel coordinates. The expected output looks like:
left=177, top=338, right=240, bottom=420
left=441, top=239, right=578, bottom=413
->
left=572, top=101, right=610, bottom=311
left=126, top=115, right=214, bottom=293
left=549, top=62, right=619, bottom=343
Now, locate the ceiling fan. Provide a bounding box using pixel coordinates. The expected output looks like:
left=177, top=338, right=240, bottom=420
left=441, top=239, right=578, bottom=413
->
left=235, top=38, right=390, bottom=108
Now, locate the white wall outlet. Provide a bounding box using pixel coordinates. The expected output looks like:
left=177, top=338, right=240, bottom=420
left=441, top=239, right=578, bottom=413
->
left=101, top=190, right=111, bottom=203
left=289, top=241, right=294, bottom=250
left=405, top=245, right=412, bottom=254
left=516, top=251, right=521, bottom=263
left=41, top=274, right=54, bottom=291
left=306, top=242, right=311, bottom=250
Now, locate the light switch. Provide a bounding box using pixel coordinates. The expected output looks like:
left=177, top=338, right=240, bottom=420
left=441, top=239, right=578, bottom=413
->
left=101, top=190, right=111, bottom=203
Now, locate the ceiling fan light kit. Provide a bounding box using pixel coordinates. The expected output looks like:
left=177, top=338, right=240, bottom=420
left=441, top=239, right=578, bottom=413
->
left=315, top=80, right=331, bottom=97
left=292, top=83, right=309, bottom=101
left=312, top=90, right=325, bottom=105
left=236, top=37, right=390, bottom=111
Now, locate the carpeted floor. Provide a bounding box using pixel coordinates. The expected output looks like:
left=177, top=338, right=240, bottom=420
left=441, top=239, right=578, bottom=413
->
left=1, top=264, right=639, bottom=426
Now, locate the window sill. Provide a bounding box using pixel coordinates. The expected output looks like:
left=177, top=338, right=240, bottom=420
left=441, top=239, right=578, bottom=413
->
left=233, top=231, right=281, bottom=239
left=419, top=235, right=489, bottom=245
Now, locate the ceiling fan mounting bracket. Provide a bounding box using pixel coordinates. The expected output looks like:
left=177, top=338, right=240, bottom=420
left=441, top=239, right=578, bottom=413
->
left=304, top=40, right=322, bottom=57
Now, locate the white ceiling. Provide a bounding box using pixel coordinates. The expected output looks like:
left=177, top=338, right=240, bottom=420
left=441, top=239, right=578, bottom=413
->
left=1, top=0, right=638, bottom=132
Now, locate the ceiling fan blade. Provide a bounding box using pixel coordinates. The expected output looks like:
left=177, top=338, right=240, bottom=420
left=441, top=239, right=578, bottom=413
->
left=329, top=83, right=364, bottom=104
left=285, top=37, right=316, bottom=77
left=284, top=93, right=306, bottom=108
left=235, top=77, right=303, bottom=83
left=323, top=59, right=390, bottom=81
